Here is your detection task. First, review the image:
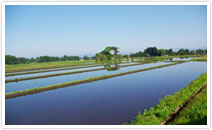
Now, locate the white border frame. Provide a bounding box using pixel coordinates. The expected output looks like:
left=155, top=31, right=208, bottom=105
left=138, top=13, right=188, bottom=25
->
left=1, top=2, right=211, bottom=129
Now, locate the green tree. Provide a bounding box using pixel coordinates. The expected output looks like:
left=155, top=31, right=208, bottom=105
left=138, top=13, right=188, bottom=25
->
left=123, top=54, right=129, bottom=61
left=144, top=47, right=158, bottom=56
left=97, top=46, right=120, bottom=61
left=190, top=50, right=196, bottom=55
left=17, top=57, right=30, bottom=64
left=117, top=54, right=123, bottom=61
left=177, top=49, right=190, bottom=55
left=110, top=46, right=119, bottom=59
left=130, top=53, right=135, bottom=62
left=95, top=53, right=107, bottom=61
left=167, top=49, right=174, bottom=56
left=5, top=55, right=18, bottom=65
left=157, top=49, right=165, bottom=56
left=83, top=55, right=90, bottom=60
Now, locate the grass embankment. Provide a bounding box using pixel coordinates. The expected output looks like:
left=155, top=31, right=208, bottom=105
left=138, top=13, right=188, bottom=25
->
left=129, top=73, right=207, bottom=125
left=6, top=60, right=154, bottom=77
left=169, top=87, right=207, bottom=125
left=191, top=55, right=207, bottom=61
left=6, top=64, right=103, bottom=77
left=5, top=60, right=99, bottom=73
left=134, top=55, right=201, bottom=62
left=6, top=62, right=151, bottom=83
left=6, top=62, right=181, bottom=99
left=6, top=55, right=200, bottom=73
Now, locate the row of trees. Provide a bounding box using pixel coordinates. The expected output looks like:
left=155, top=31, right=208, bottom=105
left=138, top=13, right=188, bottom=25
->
left=6, top=47, right=207, bottom=65
left=129, top=47, right=207, bottom=58
left=5, top=55, right=35, bottom=65
left=5, top=55, right=85, bottom=65
left=38, top=55, right=80, bottom=62
left=95, top=46, right=207, bottom=62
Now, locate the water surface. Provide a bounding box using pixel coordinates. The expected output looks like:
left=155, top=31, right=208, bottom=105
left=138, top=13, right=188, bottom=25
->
left=6, top=62, right=136, bottom=80
left=6, top=62, right=206, bottom=125
left=6, top=62, right=170, bottom=93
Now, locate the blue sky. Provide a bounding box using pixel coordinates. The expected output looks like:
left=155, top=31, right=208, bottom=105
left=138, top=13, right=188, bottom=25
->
left=5, top=5, right=207, bottom=58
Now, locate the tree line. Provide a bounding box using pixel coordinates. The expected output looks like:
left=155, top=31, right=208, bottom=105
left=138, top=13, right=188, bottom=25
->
left=6, top=47, right=207, bottom=65
left=129, top=47, right=207, bottom=58
left=95, top=46, right=206, bottom=62
left=5, top=55, right=82, bottom=65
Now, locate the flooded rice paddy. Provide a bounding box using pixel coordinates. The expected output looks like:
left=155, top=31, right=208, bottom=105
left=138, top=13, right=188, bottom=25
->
left=5, top=60, right=206, bottom=125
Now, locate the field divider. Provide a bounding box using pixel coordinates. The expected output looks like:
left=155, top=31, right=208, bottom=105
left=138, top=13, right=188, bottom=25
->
left=160, top=82, right=207, bottom=125
left=5, top=62, right=183, bottom=99
left=6, top=62, right=139, bottom=77
left=5, top=62, right=103, bottom=73
left=5, top=64, right=104, bottom=77
left=5, top=62, right=154, bottom=83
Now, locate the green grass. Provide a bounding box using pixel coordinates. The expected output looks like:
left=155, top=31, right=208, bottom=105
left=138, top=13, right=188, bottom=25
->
left=6, top=61, right=141, bottom=77
left=5, top=60, right=98, bottom=73
left=169, top=87, right=207, bottom=125
left=6, top=62, right=146, bottom=83
left=6, top=79, right=83, bottom=95
left=6, top=55, right=200, bottom=73
left=6, top=64, right=103, bottom=77
left=6, top=74, right=109, bottom=96
left=134, top=55, right=201, bottom=62
left=191, top=56, right=207, bottom=61
left=129, top=73, right=207, bottom=125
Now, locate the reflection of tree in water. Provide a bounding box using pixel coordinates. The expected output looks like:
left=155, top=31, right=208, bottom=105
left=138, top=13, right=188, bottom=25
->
left=104, top=62, right=120, bottom=71
left=179, top=57, right=188, bottom=59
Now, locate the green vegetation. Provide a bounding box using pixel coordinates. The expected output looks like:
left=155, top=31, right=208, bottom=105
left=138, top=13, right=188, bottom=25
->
left=5, top=55, right=19, bottom=65
left=6, top=62, right=147, bottom=83
left=5, top=60, right=98, bottom=73
left=169, top=87, right=207, bottom=125
left=134, top=55, right=200, bottom=63
left=6, top=61, right=139, bottom=77
left=6, top=46, right=206, bottom=73
left=5, top=55, right=82, bottom=65
left=129, top=47, right=206, bottom=58
left=95, top=46, right=121, bottom=61
left=6, top=64, right=103, bottom=76
left=191, top=56, right=207, bottom=61
left=6, top=62, right=180, bottom=99
left=129, top=73, right=207, bottom=125
left=38, top=55, right=80, bottom=62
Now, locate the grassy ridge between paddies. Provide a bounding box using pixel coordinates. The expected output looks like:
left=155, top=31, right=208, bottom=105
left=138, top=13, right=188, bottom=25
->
left=190, top=55, right=207, bottom=61
left=169, top=86, right=207, bottom=125
left=137, top=55, right=201, bottom=62
left=5, top=60, right=154, bottom=77
left=160, top=82, right=207, bottom=125
left=5, top=62, right=182, bottom=99
left=5, top=60, right=100, bottom=73
left=6, top=62, right=156, bottom=83
left=129, top=73, right=207, bottom=125
left=6, top=55, right=200, bottom=73
left=6, top=64, right=103, bottom=77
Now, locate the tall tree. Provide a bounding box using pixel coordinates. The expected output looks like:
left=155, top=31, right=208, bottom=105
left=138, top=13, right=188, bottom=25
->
left=144, top=47, right=158, bottom=56
left=5, top=55, right=18, bottom=65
